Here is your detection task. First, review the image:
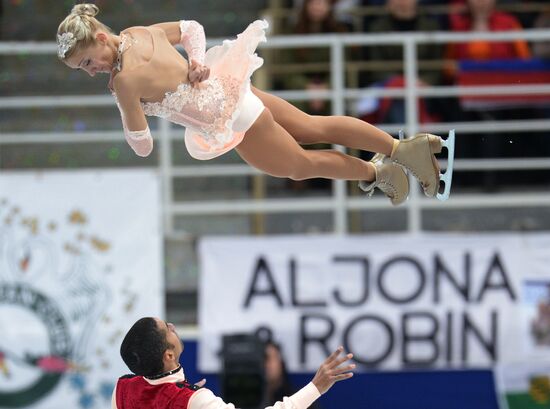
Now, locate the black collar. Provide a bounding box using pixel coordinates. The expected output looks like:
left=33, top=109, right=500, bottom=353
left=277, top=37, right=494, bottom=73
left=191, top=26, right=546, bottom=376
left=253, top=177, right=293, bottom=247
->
left=145, top=365, right=182, bottom=380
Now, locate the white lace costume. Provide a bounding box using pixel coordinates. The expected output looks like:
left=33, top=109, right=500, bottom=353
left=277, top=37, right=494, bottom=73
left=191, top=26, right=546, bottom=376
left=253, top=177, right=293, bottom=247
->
left=118, top=20, right=267, bottom=159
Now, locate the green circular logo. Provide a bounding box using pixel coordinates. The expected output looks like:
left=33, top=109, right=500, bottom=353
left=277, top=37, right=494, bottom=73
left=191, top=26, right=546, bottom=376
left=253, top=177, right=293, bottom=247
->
left=0, top=283, right=72, bottom=408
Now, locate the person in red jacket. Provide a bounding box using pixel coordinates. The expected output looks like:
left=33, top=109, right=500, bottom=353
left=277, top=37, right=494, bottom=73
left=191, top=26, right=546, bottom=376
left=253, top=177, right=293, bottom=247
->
left=447, top=0, right=531, bottom=61
left=112, top=317, right=355, bottom=409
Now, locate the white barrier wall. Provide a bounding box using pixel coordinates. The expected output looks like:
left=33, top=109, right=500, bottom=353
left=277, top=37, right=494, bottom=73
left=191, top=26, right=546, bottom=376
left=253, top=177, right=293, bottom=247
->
left=199, top=234, right=550, bottom=372
left=0, top=170, right=163, bottom=409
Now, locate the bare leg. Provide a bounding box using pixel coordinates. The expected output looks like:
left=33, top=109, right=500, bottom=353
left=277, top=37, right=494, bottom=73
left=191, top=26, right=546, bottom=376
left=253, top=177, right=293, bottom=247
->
left=251, top=87, right=444, bottom=199
left=251, top=86, right=395, bottom=156
left=237, top=109, right=376, bottom=181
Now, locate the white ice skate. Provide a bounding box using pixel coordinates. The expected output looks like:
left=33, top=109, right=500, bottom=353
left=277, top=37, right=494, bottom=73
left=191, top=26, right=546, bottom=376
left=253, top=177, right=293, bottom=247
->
left=390, top=130, right=455, bottom=201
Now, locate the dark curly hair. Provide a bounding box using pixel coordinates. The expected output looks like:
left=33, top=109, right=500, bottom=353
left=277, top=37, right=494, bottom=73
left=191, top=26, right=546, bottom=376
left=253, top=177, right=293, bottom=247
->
left=120, top=317, right=170, bottom=377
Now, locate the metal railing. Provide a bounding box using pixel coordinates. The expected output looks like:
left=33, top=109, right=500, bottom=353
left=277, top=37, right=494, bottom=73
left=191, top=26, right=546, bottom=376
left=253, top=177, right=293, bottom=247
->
left=1, top=29, right=550, bottom=236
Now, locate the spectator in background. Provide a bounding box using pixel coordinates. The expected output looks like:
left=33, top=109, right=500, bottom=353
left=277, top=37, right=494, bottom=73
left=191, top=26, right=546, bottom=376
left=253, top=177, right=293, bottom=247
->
left=448, top=0, right=539, bottom=29
left=283, top=0, right=351, bottom=115
left=447, top=0, right=531, bottom=61
left=263, top=341, right=295, bottom=406
left=262, top=340, right=320, bottom=409
left=367, top=0, right=443, bottom=85
left=291, top=0, right=359, bottom=28
left=359, top=0, right=445, bottom=124
left=332, top=0, right=360, bottom=28
left=445, top=0, right=537, bottom=191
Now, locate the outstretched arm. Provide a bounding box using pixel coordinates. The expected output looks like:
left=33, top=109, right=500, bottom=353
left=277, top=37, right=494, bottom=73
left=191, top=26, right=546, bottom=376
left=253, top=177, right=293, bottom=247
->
left=113, top=76, right=153, bottom=157
left=188, top=347, right=354, bottom=409
left=309, top=346, right=355, bottom=395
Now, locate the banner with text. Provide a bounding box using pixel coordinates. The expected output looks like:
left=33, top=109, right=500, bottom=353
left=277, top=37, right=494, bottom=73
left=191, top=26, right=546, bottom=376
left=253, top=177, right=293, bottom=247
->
left=199, top=234, right=550, bottom=372
left=0, top=170, right=163, bottom=409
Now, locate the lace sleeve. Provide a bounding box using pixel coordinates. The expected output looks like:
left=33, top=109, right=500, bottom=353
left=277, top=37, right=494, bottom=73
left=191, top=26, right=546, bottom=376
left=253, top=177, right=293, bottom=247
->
left=124, top=127, right=154, bottom=157
left=179, top=20, right=206, bottom=64
left=115, top=99, right=154, bottom=157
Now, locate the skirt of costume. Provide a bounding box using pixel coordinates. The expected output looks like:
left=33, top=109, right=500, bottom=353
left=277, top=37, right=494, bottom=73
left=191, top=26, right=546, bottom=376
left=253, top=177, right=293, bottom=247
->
left=183, top=19, right=268, bottom=160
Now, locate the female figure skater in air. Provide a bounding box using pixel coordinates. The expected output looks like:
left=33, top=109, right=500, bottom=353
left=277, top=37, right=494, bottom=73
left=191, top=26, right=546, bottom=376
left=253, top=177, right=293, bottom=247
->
left=57, top=3, right=454, bottom=205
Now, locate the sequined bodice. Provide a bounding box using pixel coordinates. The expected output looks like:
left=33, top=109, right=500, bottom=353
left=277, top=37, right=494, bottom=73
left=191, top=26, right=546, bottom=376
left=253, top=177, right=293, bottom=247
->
left=140, top=76, right=240, bottom=138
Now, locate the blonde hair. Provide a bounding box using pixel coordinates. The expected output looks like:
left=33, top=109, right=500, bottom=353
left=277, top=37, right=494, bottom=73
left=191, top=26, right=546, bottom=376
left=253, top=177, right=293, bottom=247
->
left=57, top=3, right=113, bottom=60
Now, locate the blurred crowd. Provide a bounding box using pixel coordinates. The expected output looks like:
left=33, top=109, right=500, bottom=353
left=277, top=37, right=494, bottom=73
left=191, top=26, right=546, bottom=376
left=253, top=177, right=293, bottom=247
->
left=265, top=0, right=550, bottom=190
left=268, top=0, right=549, bottom=119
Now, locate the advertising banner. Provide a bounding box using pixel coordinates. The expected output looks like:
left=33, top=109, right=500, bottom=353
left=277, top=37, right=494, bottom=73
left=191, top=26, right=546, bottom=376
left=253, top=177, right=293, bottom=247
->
left=0, top=170, right=163, bottom=409
left=199, top=234, right=550, bottom=372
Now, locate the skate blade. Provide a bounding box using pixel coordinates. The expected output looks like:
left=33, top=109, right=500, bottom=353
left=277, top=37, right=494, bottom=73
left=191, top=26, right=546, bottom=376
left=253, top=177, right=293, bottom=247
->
left=436, top=129, right=455, bottom=201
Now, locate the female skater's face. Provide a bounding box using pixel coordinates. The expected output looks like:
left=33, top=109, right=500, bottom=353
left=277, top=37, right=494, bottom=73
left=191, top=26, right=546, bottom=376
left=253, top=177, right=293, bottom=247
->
left=64, top=32, right=115, bottom=77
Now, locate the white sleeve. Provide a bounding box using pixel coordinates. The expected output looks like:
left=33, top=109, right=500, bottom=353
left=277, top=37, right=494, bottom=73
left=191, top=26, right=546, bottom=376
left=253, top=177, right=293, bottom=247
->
left=111, top=384, right=118, bottom=409
left=188, top=383, right=321, bottom=409
left=179, top=20, right=206, bottom=64
left=124, top=126, right=154, bottom=157
left=115, top=100, right=154, bottom=157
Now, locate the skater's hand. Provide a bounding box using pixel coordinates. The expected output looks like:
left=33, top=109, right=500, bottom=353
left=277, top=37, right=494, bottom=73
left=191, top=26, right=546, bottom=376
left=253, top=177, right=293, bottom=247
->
left=311, top=346, right=355, bottom=395
left=188, top=59, right=210, bottom=87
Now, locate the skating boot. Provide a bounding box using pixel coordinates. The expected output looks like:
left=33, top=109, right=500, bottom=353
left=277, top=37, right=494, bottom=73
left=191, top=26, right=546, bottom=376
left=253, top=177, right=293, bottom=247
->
left=390, top=130, right=455, bottom=200
left=359, top=153, right=409, bottom=206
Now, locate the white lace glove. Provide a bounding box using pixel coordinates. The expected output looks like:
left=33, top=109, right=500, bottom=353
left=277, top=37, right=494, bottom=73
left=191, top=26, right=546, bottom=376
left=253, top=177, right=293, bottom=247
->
left=114, top=98, right=154, bottom=157
left=124, top=127, right=153, bottom=157
left=179, top=20, right=206, bottom=64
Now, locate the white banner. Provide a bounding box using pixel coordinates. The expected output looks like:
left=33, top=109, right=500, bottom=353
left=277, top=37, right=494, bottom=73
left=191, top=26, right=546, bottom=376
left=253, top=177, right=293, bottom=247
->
left=199, top=234, right=550, bottom=372
left=0, top=170, right=163, bottom=409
